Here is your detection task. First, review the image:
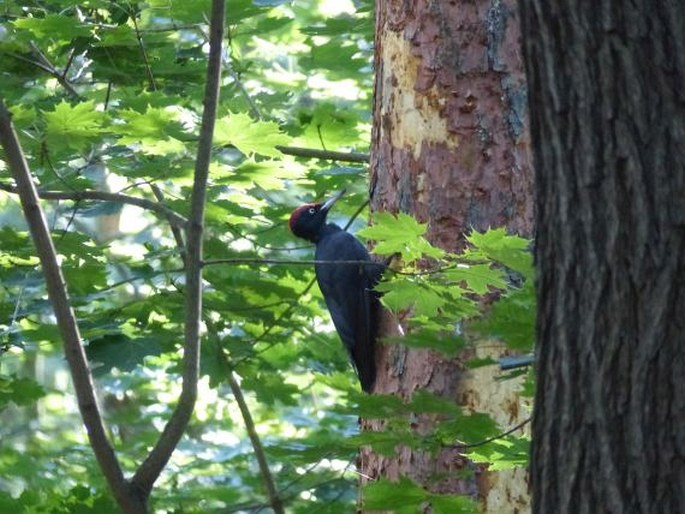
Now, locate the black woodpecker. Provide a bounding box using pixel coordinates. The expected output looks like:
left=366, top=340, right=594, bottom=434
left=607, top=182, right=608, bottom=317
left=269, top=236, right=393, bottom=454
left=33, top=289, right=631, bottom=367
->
left=289, top=190, right=383, bottom=393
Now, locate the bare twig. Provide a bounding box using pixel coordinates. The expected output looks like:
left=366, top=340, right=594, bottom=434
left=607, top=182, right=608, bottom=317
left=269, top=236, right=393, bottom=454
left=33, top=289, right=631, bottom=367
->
left=0, top=101, right=144, bottom=512
left=150, top=184, right=186, bottom=261
left=209, top=314, right=284, bottom=512
left=276, top=145, right=370, bottom=163
left=223, top=221, right=310, bottom=251
left=131, top=12, right=158, bottom=91
left=202, top=257, right=386, bottom=267
left=28, top=42, right=82, bottom=99
left=227, top=276, right=317, bottom=372
left=226, top=370, right=285, bottom=514
left=6, top=51, right=55, bottom=75
left=343, top=199, right=369, bottom=230
left=0, top=182, right=188, bottom=228
left=223, top=24, right=262, bottom=120
left=131, top=0, right=225, bottom=496
left=451, top=416, right=531, bottom=450
left=61, top=48, right=77, bottom=80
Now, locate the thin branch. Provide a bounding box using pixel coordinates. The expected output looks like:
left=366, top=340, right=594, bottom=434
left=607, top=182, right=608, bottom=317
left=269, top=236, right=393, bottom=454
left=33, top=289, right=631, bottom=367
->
left=451, top=417, right=531, bottom=450
left=204, top=201, right=377, bottom=268
left=202, top=256, right=482, bottom=279
left=343, top=198, right=369, bottom=231
left=0, top=182, right=188, bottom=228
left=150, top=184, right=186, bottom=262
left=276, top=145, right=370, bottom=163
left=6, top=51, right=55, bottom=75
left=277, top=458, right=328, bottom=492
left=202, top=257, right=387, bottom=267
left=104, top=81, right=113, bottom=110
left=223, top=24, right=262, bottom=120
left=0, top=13, right=200, bottom=34
left=315, top=124, right=327, bottom=151
left=219, top=461, right=350, bottom=514
left=131, top=0, right=225, bottom=496
left=0, top=100, right=144, bottom=513
left=28, top=42, right=82, bottom=99
left=223, top=221, right=310, bottom=251
left=139, top=23, right=204, bottom=33
left=61, top=48, right=77, bottom=80
left=226, top=369, right=285, bottom=514
left=131, top=12, right=158, bottom=91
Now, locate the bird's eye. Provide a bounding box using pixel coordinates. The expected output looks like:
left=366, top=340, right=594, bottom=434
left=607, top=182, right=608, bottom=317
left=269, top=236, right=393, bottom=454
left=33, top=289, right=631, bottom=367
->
left=308, top=207, right=316, bottom=214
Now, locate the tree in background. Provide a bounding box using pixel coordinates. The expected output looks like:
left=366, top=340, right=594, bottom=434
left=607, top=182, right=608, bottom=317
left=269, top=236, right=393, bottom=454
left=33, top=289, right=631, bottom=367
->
left=520, top=1, right=685, bottom=512
left=362, top=1, right=534, bottom=511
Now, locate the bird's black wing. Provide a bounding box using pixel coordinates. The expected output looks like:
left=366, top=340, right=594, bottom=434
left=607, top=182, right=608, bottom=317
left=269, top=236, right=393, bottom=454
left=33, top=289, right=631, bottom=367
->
left=315, top=230, right=382, bottom=392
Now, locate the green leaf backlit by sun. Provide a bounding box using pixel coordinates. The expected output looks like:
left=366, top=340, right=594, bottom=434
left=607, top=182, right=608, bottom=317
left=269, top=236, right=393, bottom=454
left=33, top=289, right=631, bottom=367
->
left=358, top=212, right=445, bottom=262
left=214, top=112, right=290, bottom=157
left=44, top=101, right=107, bottom=151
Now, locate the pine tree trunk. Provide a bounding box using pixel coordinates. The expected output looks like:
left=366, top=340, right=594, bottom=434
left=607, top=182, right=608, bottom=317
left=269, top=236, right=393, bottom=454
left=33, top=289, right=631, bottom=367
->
left=364, top=1, right=534, bottom=511
left=520, top=1, right=685, bottom=512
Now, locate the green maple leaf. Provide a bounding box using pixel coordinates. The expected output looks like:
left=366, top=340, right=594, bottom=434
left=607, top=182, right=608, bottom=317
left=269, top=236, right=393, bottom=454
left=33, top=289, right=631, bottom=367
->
left=358, top=212, right=444, bottom=262
left=13, top=14, right=91, bottom=39
left=214, top=112, right=290, bottom=157
left=376, top=278, right=448, bottom=317
left=0, top=375, right=46, bottom=410
left=466, top=228, right=532, bottom=278
left=443, top=263, right=507, bottom=294
left=114, top=106, right=187, bottom=155
left=44, top=101, right=107, bottom=151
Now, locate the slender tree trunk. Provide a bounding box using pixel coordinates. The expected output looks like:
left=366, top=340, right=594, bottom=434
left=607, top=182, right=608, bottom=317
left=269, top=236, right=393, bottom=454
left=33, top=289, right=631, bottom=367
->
left=520, top=1, right=685, bottom=512
left=364, top=1, right=534, bottom=510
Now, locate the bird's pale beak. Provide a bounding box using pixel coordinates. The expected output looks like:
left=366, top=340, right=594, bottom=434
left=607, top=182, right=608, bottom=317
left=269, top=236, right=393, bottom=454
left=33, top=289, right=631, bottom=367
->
left=321, top=189, right=346, bottom=211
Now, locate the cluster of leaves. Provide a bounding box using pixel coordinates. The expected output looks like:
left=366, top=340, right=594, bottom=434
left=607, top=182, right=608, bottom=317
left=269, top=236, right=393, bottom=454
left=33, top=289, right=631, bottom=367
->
left=361, top=215, right=534, bottom=358
left=355, top=216, right=535, bottom=509
left=0, top=0, right=534, bottom=512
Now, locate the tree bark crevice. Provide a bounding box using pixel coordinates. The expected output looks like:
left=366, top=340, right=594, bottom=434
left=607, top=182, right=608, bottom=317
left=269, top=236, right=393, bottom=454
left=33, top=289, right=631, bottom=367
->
left=522, top=1, right=685, bottom=512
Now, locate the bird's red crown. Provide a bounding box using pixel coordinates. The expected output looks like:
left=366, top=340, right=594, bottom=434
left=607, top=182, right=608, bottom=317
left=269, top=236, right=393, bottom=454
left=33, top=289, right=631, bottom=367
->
left=288, top=203, right=318, bottom=232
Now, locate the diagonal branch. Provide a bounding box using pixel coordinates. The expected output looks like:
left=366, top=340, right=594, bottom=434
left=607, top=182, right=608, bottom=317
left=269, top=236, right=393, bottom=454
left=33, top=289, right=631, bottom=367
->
left=28, top=42, right=82, bottom=99
left=276, top=145, right=370, bottom=163
left=226, top=367, right=285, bottom=514
left=0, top=101, right=145, bottom=513
left=224, top=25, right=262, bottom=120
left=208, top=314, right=283, bottom=512
left=149, top=184, right=186, bottom=261
left=130, top=11, right=158, bottom=91
left=0, top=182, right=188, bottom=228
left=131, top=0, right=225, bottom=496
left=451, top=416, right=531, bottom=450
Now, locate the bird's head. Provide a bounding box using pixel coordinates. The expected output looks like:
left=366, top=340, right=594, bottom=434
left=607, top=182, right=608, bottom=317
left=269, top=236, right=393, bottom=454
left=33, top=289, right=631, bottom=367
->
left=289, top=189, right=345, bottom=242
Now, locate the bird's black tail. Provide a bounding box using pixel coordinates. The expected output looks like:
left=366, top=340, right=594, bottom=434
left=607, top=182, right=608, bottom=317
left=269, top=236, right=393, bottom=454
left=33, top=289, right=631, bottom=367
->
left=352, top=262, right=385, bottom=393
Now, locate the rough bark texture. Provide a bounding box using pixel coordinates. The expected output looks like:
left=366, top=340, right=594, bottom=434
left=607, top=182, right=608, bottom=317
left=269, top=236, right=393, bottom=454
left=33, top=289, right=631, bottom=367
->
left=364, top=1, right=534, bottom=511
left=520, top=1, right=685, bottom=513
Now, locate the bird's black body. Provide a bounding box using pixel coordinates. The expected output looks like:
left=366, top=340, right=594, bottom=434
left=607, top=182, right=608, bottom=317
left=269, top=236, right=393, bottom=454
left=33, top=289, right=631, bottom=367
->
left=289, top=191, right=382, bottom=392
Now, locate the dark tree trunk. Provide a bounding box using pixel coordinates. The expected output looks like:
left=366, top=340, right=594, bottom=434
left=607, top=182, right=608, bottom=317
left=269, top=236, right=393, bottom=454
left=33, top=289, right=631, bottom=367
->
left=364, top=1, right=534, bottom=510
left=520, top=1, right=685, bottom=512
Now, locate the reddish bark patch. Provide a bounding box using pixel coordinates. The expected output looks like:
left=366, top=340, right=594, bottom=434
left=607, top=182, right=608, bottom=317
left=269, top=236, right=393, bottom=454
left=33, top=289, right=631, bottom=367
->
left=364, top=0, right=534, bottom=511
